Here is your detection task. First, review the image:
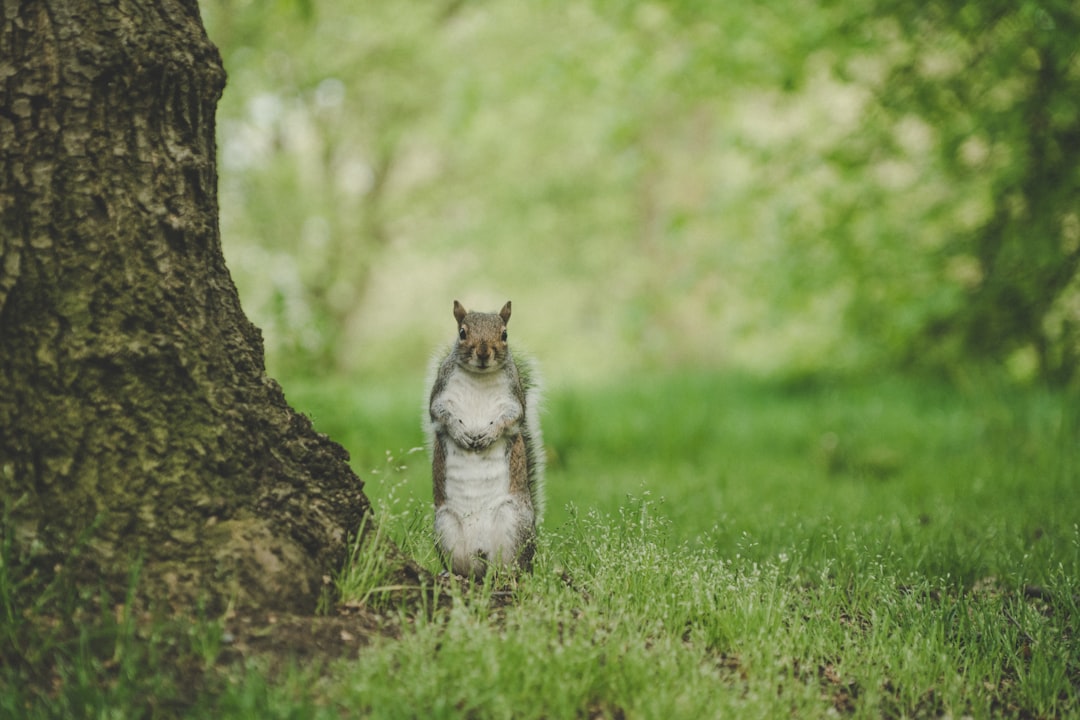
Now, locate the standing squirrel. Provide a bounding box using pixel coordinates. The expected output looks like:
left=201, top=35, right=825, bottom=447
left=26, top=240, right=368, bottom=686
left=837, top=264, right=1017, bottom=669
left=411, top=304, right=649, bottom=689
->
left=425, top=300, right=545, bottom=579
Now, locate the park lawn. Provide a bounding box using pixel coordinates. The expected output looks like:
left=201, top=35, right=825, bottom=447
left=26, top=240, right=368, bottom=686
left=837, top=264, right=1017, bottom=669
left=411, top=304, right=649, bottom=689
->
left=4, top=372, right=1077, bottom=717
left=286, top=371, right=1079, bottom=718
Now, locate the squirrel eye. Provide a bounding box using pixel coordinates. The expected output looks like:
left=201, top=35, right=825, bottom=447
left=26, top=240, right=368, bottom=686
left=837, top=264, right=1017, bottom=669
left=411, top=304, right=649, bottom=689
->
left=501, top=330, right=508, bottom=341
left=458, top=327, right=467, bottom=341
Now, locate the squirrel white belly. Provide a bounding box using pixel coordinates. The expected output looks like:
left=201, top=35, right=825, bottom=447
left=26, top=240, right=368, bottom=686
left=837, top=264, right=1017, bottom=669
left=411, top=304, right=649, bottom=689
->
left=425, top=300, right=544, bottom=579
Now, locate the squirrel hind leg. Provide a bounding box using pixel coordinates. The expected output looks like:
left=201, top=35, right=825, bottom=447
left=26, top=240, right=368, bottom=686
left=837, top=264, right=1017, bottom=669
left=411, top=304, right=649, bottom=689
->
left=457, top=547, right=531, bottom=581
left=435, top=507, right=470, bottom=574
left=516, top=534, right=536, bottom=573
left=438, top=545, right=482, bottom=579
left=443, top=549, right=487, bottom=581
left=469, top=550, right=490, bottom=581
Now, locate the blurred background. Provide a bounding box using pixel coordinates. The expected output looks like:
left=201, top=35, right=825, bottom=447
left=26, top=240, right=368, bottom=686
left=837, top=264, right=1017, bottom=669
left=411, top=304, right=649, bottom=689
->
left=200, top=0, right=1079, bottom=390
left=197, top=0, right=1079, bottom=548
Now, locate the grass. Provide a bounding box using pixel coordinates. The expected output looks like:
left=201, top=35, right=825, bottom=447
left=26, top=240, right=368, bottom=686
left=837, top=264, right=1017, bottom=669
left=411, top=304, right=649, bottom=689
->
left=292, top=370, right=1080, bottom=718
left=290, top=371, right=1077, bottom=575
left=3, top=371, right=1078, bottom=717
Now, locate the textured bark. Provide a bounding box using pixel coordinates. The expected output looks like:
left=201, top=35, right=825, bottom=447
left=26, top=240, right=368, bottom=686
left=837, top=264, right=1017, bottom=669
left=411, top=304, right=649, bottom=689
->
left=0, top=0, right=369, bottom=614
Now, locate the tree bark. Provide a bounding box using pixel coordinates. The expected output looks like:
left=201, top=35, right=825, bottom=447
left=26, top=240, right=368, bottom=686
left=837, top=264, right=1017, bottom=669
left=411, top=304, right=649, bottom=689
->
left=1, top=0, right=369, bottom=614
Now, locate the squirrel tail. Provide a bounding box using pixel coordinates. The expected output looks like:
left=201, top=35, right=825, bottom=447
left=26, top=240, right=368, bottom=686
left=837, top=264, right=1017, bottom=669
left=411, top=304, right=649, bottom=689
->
left=517, top=353, right=547, bottom=521
left=421, top=345, right=450, bottom=457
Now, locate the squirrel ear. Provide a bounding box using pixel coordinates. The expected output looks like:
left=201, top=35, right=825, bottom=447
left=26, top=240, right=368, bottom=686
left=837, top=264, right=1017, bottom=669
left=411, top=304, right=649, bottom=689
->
left=500, top=301, right=512, bottom=325
left=453, top=300, right=467, bottom=325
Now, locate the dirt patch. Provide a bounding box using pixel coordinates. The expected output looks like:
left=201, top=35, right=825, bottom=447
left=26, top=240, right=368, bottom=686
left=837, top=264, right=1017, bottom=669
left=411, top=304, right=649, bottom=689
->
left=213, top=561, right=445, bottom=670
left=222, top=607, right=400, bottom=664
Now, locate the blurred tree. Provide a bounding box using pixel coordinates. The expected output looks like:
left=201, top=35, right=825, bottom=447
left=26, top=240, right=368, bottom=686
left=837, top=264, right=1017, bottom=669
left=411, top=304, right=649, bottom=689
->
left=201, top=0, right=1079, bottom=382
left=837, top=1, right=1080, bottom=382
left=597, top=0, right=1080, bottom=382
left=0, top=0, right=378, bottom=615
left=201, top=0, right=446, bottom=374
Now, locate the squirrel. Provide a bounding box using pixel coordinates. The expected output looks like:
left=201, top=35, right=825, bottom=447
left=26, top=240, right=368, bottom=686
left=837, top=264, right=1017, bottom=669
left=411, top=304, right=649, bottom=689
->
left=425, top=300, right=545, bottom=579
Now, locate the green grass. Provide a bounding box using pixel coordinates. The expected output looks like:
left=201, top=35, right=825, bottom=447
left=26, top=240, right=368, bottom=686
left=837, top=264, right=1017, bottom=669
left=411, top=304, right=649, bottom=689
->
left=4, top=372, right=1078, bottom=717
left=288, top=371, right=1077, bottom=578
left=289, top=371, right=1080, bottom=718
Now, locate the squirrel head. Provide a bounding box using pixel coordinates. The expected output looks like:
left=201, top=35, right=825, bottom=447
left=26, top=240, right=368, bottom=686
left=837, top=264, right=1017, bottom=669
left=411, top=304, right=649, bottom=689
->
left=452, top=300, right=511, bottom=373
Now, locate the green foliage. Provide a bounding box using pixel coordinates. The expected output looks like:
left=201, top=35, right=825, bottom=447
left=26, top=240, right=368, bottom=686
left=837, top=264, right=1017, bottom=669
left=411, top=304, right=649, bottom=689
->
left=201, top=0, right=1080, bottom=383
left=824, top=0, right=1080, bottom=380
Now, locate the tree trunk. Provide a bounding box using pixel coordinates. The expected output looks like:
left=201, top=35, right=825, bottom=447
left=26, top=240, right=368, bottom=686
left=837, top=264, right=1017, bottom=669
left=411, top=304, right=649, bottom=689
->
left=1, top=0, right=370, bottom=615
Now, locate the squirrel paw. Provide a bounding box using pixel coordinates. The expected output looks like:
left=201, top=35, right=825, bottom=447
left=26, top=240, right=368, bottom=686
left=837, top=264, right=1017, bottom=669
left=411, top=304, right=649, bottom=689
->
left=465, top=433, right=493, bottom=451
left=448, top=420, right=475, bottom=449
left=466, top=422, right=505, bottom=450
left=448, top=425, right=492, bottom=451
